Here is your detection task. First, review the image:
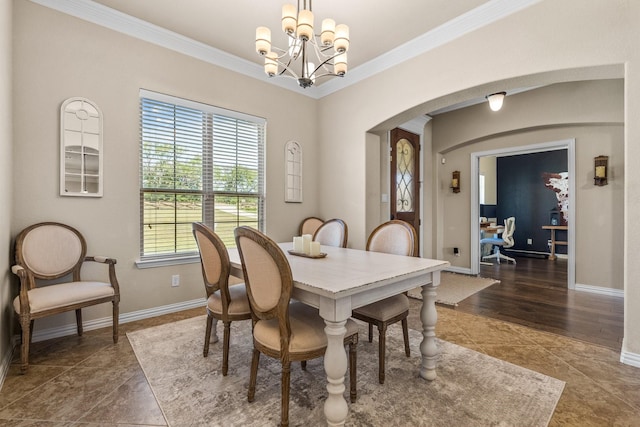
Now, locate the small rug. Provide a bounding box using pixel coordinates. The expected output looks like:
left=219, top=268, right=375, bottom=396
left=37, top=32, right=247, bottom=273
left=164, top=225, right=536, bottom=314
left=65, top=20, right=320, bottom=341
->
left=407, top=271, right=499, bottom=306
left=128, top=316, right=564, bottom=427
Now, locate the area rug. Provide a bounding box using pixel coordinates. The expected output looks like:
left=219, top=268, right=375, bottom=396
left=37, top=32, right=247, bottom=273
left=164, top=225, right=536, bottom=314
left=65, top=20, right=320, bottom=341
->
left=128, top=316, right=564, bottom=427
left=407, top=271, right=499, bottom=306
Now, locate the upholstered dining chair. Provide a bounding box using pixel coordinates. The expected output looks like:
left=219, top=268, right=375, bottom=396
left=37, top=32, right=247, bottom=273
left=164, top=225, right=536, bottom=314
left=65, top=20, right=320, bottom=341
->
left=11, top=222, right=120, bottom=374
left=298, top=216, right=324, bottom=237
left=234, top=226, right=359, bottom=427
left=312, top=218, right=348, bottom=248
left=192, top=222, right=251, bottom=376
left=480, top=216, right=517, bottom=264
left=351, top=220, right=417, bottom=384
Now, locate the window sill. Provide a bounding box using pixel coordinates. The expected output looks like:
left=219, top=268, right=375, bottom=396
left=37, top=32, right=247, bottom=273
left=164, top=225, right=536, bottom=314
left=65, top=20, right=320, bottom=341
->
left=135, top=255, right=200, bottom=269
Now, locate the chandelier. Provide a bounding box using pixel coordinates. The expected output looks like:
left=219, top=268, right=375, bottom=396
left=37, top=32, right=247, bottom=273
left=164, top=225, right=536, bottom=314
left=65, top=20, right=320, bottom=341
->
left=255, top=0, right=349, bottom=88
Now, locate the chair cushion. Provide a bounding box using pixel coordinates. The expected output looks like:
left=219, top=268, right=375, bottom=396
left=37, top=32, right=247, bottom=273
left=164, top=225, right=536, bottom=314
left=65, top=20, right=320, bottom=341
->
left=207, top=283, right=251, bottom=316
left=253, top=302, right=359, bottom=354
left=13, top=281, right=115, bottom=314
left=352, top=294, right=409, bottom=322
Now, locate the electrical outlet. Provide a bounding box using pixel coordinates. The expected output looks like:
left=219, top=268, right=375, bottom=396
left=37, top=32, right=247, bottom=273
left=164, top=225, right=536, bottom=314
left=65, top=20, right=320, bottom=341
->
left=171, top=274, right=180, bottom=287
left=527, top=238, right=533, bottom=245
left=453, top=247, right=460, bottom=256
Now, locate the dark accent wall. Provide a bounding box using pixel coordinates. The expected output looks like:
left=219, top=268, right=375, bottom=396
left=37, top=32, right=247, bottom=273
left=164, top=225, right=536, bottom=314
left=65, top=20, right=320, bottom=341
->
left=497, top=149, right=568, bottom=255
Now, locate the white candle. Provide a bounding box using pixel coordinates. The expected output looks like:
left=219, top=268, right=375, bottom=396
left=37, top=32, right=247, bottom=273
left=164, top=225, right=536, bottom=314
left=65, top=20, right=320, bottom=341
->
left=302, top=234, right=312, bottom=254
left=293, top=236, right=303, bottom=253
left=310, top=241, right=321, bottom=256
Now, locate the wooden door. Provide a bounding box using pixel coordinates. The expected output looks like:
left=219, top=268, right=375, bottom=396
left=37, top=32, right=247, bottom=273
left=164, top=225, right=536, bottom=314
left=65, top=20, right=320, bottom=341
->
left=390, top=128, right=420, bottom=252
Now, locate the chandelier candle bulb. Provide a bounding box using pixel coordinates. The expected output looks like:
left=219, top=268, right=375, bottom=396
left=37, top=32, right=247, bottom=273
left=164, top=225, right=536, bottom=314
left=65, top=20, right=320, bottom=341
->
left=321, top=19, right=336, bottom=45
left=264, top=52, right=278, bottom=76
left=282, top=4, right=297, bottom=34
left=296, top=9, right=314, bottom=41
left=255, top=27, right=271, bottom=55
left=334, top=24, right=350, bottom=52
left=302, top=234, right=312, bottom=254
left=334, top=53, right=347, bottom=75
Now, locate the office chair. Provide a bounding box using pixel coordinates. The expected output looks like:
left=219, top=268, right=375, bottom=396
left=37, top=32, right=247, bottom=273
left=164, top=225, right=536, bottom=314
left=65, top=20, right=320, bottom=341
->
left=480, top=216, right=516, bottom=264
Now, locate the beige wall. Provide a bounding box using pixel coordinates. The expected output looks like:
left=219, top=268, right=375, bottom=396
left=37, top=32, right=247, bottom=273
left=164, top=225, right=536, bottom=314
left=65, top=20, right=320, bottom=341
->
left=479, top=157, right=497, bottom=206
left=317, top=1, right=640, bottom=357
left=10, top=1, right=318, bottom=330
left=1, top=0, right=13, bottom=374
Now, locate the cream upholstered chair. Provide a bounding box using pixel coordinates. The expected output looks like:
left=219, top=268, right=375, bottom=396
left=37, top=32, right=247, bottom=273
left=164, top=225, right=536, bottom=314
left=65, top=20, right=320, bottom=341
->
left=11, top=222, right=120, bottom=374
left=234, top=226, right=359, bottom=427
left=298, top=216, right=324, bottom=237
left=351, top=220, right=416, bottom=384
left=312, top=218, right=348, bottom=248
left=192, top=222, right=251, bottom=375
left=481, top=216, right=517, bottom=264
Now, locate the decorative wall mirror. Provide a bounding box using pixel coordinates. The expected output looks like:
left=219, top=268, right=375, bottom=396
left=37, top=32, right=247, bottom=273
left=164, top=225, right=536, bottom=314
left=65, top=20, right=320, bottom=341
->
left=285, top=141, right=302, bottom=202
left=60, top=97, right=103, bottom=197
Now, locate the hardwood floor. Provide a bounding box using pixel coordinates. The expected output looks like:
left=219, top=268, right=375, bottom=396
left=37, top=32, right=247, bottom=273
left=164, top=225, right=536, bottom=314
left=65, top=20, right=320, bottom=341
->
left=455, top=255, right=624, bottom=350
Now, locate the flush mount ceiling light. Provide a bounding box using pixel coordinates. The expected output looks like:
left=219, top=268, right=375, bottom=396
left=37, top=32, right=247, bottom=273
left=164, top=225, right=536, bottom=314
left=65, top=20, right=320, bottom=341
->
left=486, top=92, right=506, bottom=111
left=255, top=0, right=349, bottom=89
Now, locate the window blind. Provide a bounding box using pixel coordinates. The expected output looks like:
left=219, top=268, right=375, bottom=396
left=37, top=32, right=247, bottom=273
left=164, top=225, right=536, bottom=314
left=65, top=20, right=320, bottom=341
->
left=139, top=90, right=265, bottom=260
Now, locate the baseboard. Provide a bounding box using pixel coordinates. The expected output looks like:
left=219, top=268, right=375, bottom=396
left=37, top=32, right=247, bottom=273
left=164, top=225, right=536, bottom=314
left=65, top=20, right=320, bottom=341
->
left=574, top=283, right=624, bottom=298
left=0, top=335, right=18, bottom=390
left=446, top=266, right=472, bottom=275
left=620, top=343, right=640, bottom=368
left=26, top=297, right=206, bottom=344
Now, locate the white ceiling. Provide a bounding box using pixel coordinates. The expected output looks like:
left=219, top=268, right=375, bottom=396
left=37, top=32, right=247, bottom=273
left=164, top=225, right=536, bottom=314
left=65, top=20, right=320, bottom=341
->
left=35, top=0, right=540, bottom=102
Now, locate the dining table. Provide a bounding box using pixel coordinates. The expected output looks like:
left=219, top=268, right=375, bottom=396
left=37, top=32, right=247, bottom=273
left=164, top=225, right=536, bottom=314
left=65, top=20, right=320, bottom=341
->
left=228, top=241, right=450, bottom=426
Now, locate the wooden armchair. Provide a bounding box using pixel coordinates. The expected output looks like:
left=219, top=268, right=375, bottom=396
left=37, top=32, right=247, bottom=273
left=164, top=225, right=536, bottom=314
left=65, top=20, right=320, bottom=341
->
left=192, top=222, right=251, bottom=375
left=11, top=222, right=120, bottom=373
left=351, top=220, right=417, bottom=384
left=235, top=226, right=358, bottom=427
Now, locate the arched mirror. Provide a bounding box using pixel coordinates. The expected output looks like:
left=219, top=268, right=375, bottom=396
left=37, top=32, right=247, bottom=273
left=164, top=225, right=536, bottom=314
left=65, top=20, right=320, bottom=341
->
left=285, top=141, right=302, bottom=202
left=60, top=97, right=103, bottom=197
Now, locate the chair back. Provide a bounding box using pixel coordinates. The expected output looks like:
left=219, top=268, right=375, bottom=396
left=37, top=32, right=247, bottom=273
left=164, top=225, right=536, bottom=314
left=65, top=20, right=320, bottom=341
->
left=313, top=218, right=348, bottom=248
left=366, top=220, right=417, bottom=257
left=235, top=226, right=293, bottom=326
left=192, top=222, right=232, bottom=301
left=298, top=217, right=324, bottom=236
left=502, top=217, right=516, bottom=247
left=15, top=222, right=86, bottom=282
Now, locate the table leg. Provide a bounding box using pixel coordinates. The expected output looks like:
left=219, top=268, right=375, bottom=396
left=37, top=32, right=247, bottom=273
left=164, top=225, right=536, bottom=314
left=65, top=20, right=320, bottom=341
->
left=420, top=270, right=440, bottom=381
left=549, top=229, right=557, bottom=260
left=323, top=319, right=349, bottom=426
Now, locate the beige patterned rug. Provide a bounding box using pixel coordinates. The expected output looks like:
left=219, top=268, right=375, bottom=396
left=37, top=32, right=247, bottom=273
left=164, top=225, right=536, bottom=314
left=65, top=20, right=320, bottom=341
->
left=128, top=316, right=564, bottom=427
left=407, top=271, right=499, bottom=306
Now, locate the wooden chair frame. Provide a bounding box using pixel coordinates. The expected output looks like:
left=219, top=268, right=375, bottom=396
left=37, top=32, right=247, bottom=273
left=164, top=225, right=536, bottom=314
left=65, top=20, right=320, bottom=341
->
left=192, top=222, right=251, bottom=375
left=351, top=220, right=417, bottom=384
left=11, top=222, right=120, bottom=373
left=312, top=218, right=348, bottom=248
left=235, top=226, right=358, bottom=427
left=298, top=216, right=324, bottom=237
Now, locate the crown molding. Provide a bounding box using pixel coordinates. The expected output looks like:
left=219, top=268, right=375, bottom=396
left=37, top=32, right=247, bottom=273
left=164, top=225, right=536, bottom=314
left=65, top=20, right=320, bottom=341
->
left=30, top=0, right=540, bottom=99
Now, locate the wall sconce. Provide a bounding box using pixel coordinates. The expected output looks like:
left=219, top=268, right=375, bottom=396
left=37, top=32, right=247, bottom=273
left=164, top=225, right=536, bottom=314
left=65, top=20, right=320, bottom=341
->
left=486, top=92, right=506, bottom=111
left=451, top=170, right=460, bottom=193
left=594, top=155, right=608, bottom=186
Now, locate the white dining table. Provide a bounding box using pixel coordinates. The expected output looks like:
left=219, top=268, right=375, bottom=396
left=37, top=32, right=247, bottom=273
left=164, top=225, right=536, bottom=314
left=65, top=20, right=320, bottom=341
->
left=228, top=242, right=450, bottom=426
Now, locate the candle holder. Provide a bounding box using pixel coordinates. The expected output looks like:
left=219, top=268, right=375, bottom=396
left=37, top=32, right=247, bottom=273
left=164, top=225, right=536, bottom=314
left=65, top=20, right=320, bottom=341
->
left=451, top=170, right=460, bottom=193
left=594, top=155, right=608, bottom=186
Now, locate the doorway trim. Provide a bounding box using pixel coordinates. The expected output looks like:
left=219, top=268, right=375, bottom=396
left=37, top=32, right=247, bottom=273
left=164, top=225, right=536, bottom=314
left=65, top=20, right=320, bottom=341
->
left=470, top=138, right=576, bottom=289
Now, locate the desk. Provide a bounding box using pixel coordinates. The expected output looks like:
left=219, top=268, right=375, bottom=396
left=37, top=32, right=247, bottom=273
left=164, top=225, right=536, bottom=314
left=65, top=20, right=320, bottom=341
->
left=541, top=225, right=568, bottom=260
left=229, top=242, right=450, bottom=426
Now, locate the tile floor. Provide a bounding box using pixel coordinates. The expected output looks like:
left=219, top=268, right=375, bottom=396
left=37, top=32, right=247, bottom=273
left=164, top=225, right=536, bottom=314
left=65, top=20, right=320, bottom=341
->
left=1, top=301, right=639, bottom=426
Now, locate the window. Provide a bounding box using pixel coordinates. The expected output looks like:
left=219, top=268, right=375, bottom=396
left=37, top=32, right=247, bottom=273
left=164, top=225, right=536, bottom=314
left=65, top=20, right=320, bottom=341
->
left=139, top=90, right=265, bottom=264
